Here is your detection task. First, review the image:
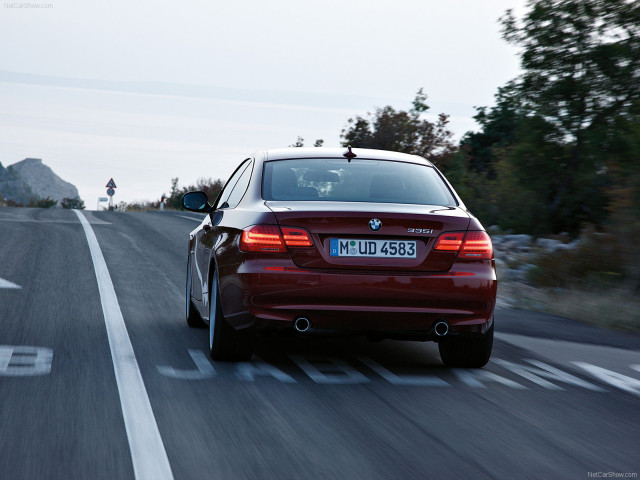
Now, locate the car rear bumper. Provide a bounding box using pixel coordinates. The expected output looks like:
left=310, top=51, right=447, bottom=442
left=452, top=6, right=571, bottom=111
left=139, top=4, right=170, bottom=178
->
left=218, top=258, right=496, bottom=338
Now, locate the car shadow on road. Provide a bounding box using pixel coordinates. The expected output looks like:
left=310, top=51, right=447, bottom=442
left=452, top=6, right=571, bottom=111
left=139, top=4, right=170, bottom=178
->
left=253, top=335, right=445, bottom=369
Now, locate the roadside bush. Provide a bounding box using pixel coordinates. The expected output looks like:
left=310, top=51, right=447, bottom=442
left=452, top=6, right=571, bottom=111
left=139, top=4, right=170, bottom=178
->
left=60, top=197, right=85, bottom=209
left=119, top=200, right=160, bottom=211
left=27, top=197, right=57, bottom=208
left=527, top=224, right=636, bottom=290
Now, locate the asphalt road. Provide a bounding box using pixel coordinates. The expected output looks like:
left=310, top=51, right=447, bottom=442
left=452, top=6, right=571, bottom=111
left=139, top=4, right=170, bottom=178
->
left=1, top=206, right=639, bottom=480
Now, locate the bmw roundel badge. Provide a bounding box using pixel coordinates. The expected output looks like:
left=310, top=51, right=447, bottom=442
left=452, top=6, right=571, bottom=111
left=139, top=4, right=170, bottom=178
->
left=369, top=218, right=382, bottom=231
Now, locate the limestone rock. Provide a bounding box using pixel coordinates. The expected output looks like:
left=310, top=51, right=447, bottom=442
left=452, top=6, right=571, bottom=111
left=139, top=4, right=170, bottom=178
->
left=7, top=158, right=79, bottom=204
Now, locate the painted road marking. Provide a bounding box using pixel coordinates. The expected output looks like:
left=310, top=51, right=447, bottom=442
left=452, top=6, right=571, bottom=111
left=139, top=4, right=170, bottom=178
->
left=74, top=210, right=173, bottom=480
left=289, top=355, right=370, bottom=384
left=0, top=346, right=52, bottom=376
left=452, top=368, right=526, bottom=389
left=157, top=349, right=640, bottom=396
left=178, top=215, right=203, bottom=222
left=157, top=350, right=216, bottom=380
left=359, top=356, right=449, bottom=386
left=0, top=277, right=21, bottom=289
left=495, top=359, right=605, bottom=391
left=236, top=356, right=296, bottom=383
left=573, top=362, right=640, bottom=395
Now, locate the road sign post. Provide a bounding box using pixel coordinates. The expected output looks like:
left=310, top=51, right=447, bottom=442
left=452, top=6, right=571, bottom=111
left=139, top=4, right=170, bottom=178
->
left=105, top=178, right=117, bottom=210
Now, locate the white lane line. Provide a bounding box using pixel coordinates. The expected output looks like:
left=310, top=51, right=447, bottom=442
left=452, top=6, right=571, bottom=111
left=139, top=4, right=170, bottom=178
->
left=177, top=215, right=203, bottom=221
left=74, top=210, right=173, bottom=480
left=0, top=277, right=22, bottom=289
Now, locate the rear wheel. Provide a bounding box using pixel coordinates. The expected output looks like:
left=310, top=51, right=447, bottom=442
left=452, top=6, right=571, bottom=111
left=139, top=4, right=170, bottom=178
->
left=438, top=320, right=494, bottom=368
left=208, top=270, right=254, bottom=361
left=186, top=256, right=205, bottom=328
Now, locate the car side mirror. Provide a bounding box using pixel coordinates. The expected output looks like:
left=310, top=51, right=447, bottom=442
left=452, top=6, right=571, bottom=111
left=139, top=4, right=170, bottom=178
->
left=182, top=191, right=212, bottom=213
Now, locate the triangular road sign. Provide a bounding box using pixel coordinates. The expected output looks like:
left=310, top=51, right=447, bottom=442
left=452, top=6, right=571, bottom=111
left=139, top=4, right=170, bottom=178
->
left=0, top=277, right=21, bottom=289
left=106, top=178, right=117, bottom=188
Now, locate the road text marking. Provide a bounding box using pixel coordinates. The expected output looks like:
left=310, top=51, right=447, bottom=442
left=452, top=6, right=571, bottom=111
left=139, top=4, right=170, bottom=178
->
left=157, top=350, right=640, bottom=397
left=0, top=346, right=52, bottom=376
left=573, top=362, right=640, bottom=395
left=495, top=359, right=604, bottom=391
left=74, top=210, right=173, bottom=480
left=157, top=349, right=216, bottom=380
left=289, top=355, right=370, bottom=384
left=236, top=356, right=296, bottom=383
left=359, top=357, right=449, bottom=386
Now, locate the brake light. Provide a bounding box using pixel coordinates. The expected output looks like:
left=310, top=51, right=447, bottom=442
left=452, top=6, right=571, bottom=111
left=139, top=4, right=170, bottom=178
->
left=281, top=227, right=313, bottom=247
left=434, top=232, right=464, bottom=251
left=241, top=225, right=286, bottom=252
left=434, top=231, right=493, bottom=260
left=240, top=225, right=313, bottom=252
left=460, top=231, right=493, bottom=259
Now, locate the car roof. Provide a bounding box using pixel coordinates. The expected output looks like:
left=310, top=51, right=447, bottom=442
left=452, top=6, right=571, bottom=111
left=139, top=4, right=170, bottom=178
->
left=257, top=147, right=433, bottom=166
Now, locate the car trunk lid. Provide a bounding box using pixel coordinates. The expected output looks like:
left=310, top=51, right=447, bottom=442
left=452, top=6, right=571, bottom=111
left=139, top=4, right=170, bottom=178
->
left=266, top=201, right=471, bottom=272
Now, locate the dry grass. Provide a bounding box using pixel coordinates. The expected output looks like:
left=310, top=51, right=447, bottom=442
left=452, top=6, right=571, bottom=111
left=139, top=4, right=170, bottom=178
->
left=499, top=280, right=640, bottom=334
left=504, top=220, right=640, bottom=334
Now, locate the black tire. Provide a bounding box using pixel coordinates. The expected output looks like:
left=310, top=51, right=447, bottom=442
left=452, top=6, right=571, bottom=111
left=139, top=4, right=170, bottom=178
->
left=438, top=320, right=494, bottom=368
left=208, top=270, right=254, bottom=361
left=186, top=256, right=205, bottom=328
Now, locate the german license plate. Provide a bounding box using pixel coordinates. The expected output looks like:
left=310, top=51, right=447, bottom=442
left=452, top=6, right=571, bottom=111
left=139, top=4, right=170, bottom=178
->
left=330, top=239, right=416, bottom=258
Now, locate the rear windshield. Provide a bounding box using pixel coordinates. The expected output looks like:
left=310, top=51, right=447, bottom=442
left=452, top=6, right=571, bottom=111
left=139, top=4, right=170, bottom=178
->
left=262, top=158, right=457, bottom=206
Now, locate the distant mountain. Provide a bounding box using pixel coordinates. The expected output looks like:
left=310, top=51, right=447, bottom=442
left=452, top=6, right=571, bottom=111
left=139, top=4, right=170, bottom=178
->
left=0, top=162, right=37, bottom=204
left=0, top=158, right=79, bottom=205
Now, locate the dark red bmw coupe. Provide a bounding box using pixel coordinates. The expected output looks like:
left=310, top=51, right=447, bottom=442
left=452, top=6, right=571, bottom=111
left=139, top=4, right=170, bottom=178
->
left=182, top=147, right=496, bottom=367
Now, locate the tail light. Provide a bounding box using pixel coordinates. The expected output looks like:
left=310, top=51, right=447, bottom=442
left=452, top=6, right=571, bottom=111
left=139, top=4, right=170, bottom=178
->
left=240, top=225, right=313, bottom=252
left=433, top=232, right=464, bottom=251
left=241, top=225, right=285, bottom=252
left=434, top=231, right=493, bottom=260
left=460, top=231, right=493, bottom=259
left=281, top=227, right=313, bottom=247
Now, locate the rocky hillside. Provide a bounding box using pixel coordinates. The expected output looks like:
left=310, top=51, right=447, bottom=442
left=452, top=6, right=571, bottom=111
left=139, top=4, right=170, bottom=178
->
left=0, top=162, right=36, bottom=204
left=0, top=158, right=79, bottom=205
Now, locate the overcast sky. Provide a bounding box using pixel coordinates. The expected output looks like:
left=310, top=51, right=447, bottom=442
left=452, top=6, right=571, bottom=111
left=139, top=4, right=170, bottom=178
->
left=0, top=0, right=527, bottom=207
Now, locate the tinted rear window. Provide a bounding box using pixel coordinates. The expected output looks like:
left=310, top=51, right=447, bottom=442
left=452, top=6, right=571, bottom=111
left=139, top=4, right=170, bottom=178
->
left=262, top=158, right=457, bottom=206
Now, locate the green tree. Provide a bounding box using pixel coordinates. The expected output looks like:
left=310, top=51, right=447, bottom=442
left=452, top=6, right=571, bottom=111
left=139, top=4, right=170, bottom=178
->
left=192, top=177, right=224, bottom=204
left=340, top=89, right=456, bottom=171
left=498, top=0, right=640, bottom=232
left=501, top=0, right=640, bottom=141
left=460, top=85, right=523, bottom=177
left=167, top=177, right=184, bottom=210
left=166, top=177, right=224, bottom=210
left=169, top=177, right=180, bottom=199
left=289, top=136, right=305, bottom=148
left=289, top=137, right=325, bottom=148
left=460, top=0, right=640, bottom=235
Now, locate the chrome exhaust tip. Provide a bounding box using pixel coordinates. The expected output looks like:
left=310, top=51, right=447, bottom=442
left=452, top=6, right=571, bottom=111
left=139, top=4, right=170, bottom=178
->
left=294, top=317, right=311, bottom=333
left=434, top=321, right=449, bottom=337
